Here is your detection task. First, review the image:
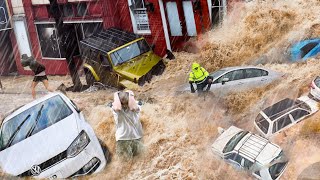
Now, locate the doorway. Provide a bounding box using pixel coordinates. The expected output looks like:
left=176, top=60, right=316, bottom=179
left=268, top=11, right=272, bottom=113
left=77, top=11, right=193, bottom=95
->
left=164, top=1, right=197, bottom=51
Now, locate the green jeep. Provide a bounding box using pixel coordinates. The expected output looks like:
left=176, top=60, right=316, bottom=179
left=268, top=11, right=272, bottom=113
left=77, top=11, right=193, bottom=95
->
left=80, top=28, right=165, bottom=89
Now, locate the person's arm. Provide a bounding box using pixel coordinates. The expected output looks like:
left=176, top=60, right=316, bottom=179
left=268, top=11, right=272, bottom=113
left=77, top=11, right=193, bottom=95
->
left=201, top=67, right=209, bottom=77
left=112, top=92, right=122, bottom=111
left=189, top=72, right=195, bottom=93
left=127, top=90, right=139, bottom=111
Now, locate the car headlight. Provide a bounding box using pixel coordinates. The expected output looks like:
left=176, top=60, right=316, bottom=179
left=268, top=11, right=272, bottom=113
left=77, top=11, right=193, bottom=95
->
left=67, top=130, right=90, bottom=158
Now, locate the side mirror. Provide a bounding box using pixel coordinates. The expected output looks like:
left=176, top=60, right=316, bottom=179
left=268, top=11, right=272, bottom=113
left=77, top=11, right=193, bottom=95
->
left=221, top=78, right=229, bottom=85
left=151, top=44, right=156, bottom=51
left=218, top=127, right=225, bottom=134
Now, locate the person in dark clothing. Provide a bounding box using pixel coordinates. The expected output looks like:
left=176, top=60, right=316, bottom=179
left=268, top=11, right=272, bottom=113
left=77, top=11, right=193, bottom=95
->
left=189, top=62, right=213, bottom=94
left=21, top=54, right=53, bottom=99
left=0, top=79, right=2, bottom=90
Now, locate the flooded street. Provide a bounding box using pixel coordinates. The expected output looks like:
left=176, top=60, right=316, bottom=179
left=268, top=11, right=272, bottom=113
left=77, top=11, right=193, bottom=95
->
left=1, top=0, right=320, bottom=179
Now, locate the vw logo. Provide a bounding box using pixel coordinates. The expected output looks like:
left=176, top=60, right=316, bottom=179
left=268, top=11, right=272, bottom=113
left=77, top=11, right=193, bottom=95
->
left=30, top=165, right=41, bottom=176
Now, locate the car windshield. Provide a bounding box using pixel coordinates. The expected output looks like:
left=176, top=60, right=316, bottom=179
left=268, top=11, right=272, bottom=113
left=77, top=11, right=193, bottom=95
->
left=314, top=76, right=320, bottom=88
left=255, top=114, right=269, bottom=134
left=269, top=162, right=287, bottom=180
left=110, top=39, right=150, bottom=66
left=210, top=70, right=227, bottom=79
left=223, top=131, right=249, bottom=153
left=0, top=95, right=73, bottom=151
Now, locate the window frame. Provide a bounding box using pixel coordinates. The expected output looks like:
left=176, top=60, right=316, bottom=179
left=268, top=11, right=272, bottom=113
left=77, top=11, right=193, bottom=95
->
left=272, top=114, right=293, bottom=133
left=127, top=0, right=151, bottom=35
left=289, top=109, right=309, bottom=122
left=35, top=22, right=64, bottom=60
left=35, top=21, right=102, bottom=60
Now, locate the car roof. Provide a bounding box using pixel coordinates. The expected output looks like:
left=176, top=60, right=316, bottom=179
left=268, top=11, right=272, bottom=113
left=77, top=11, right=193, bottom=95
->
left=80, top=28, right=141, bottom=53
left=218, top=66, right=269, bottom=72
left=262, top=98, right=300, bottom=121
left=2, top=92, right=67, bottom=124
left=234, top=133, right=280, bottom=164
left=234, top=133, right=268, bottom=161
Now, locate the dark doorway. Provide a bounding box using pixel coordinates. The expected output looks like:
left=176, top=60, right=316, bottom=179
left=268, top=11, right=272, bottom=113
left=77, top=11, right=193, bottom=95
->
left=0, top=30, right=17, bottom=75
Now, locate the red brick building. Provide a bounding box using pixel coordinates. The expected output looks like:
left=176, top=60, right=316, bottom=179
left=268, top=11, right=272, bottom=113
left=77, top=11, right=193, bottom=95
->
left=6, top=0, right=236, bottom=75
left=0, top=0, right=16, bottom=75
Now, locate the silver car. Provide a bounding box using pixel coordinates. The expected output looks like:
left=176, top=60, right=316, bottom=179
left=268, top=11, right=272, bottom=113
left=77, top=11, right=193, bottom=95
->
left=310, top=76, right=320, bottom=100
left=178, top=66, right=282, bottom=95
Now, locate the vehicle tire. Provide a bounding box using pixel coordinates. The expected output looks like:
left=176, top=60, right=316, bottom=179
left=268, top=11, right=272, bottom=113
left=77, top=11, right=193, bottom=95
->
left=85, top=71, right=95, bottom=86
left=153, top=60, right=165, bottom=75
left=98, top=139, right=111, bottom=164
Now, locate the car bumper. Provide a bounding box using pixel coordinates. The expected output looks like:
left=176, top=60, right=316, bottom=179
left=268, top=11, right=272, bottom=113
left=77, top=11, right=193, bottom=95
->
left=36, top=133, right=106, bottom=179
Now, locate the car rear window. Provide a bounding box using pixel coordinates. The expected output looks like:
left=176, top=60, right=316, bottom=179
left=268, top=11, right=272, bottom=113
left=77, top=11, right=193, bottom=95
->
left=0, top=95, right=73, bottom=150
left=301, top=42, right=318, bottom=58
left=255, top=114, right=269, bottom=134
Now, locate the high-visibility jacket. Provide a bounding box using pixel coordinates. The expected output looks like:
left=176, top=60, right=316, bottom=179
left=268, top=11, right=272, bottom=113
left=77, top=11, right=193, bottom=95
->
left=189, top=63, right=209, bottom=83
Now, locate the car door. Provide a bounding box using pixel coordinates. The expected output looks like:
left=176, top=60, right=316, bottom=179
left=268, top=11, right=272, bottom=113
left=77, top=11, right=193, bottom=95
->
left=243, top=68, right=270, bottom=89
left=211, top=69, right=246, bottom=94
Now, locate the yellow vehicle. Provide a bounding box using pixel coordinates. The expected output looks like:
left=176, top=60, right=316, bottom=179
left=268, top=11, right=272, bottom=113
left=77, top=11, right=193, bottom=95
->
left=80, top=28, right=165, bottom=89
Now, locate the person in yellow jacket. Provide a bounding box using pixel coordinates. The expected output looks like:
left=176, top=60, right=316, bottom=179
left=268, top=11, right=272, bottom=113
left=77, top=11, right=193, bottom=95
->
left=189, top=62, right=213, bottom=94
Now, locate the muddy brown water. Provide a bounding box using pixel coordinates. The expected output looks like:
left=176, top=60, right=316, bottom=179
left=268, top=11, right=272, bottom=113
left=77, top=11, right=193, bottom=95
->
left=1, top=0, right=320, bottom=179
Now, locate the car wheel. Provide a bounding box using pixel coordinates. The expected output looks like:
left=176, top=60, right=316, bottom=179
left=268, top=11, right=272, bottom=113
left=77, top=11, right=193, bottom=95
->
left=85, top=72, right=95, bottom=86
left=98, top=139, right=111, bottom=164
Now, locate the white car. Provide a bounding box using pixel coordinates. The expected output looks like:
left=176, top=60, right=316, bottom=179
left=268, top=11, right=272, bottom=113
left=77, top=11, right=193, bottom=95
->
left=178, top=66, right=282, bottom=95
left=0, top=92, right=107, bottom=178
left=310, top=76, right=320, bottom=100
left=212, top=126, right=288, bottom=180
left=254, top=96, right=319, bottom=138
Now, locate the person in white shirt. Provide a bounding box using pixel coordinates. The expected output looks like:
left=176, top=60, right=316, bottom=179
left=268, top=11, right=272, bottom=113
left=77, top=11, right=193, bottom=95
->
left=111, top=90, right=143, bottom=160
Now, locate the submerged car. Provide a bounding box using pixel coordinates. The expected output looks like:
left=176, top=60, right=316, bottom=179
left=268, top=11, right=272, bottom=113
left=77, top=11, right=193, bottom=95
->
left=80, top=28, right=165, bottom=89
left=290, top=39, right=320, bottom=62
left=310, top=76, right=320, bottom=100
left=178, top=66, right=282, bottom=94
left=254, top=96, right=318, bottom=138
left=211, top=126, right=288, bottom=180
left=0, top=92, right=108, bottom=178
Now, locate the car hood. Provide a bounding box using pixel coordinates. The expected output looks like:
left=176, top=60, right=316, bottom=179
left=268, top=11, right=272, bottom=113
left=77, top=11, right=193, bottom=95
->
left=113, top=51, right=161, bottom=81
left=0, top=113, right=79, bottom=176
left=211, top=126, right=243, bottom=156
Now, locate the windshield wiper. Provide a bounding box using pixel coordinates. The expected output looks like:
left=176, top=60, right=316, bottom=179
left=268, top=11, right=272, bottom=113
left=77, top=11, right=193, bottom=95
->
left=5, top=114, right=31, bottom=149
left=25, top=105, right=44, bottom=139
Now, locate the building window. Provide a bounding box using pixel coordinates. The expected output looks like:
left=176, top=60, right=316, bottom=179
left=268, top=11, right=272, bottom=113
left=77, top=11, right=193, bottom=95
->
left=128, top=0, right=151, bottom=34
left=36, top=22, right=102, bottom=59
left=211, top=0, right=226, bottom=27
left=36, top=24, right=61, bottom=58
left=62, top=4, right=74, bottom=17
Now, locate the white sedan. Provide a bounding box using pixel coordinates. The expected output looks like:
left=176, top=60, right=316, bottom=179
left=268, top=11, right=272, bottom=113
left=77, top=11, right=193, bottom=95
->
left=0, top=92, right=107, bottom=178
left=178, top=66, right=282, bottom=95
